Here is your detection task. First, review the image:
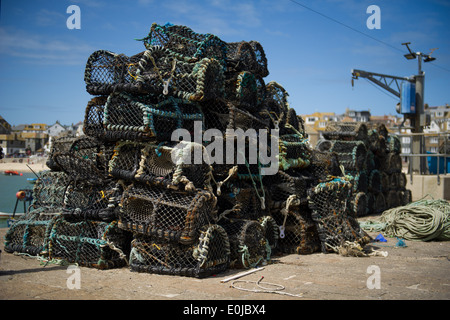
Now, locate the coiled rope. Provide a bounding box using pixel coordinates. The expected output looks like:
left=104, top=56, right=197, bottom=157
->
left=361, top=196, right=450, bottom=241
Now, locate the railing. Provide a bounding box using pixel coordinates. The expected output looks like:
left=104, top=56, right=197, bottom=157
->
left=398, top=132, right=449, bottom=185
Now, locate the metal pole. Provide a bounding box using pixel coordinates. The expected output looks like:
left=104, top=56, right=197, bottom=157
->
left=411, top=53, right=426, bottom=174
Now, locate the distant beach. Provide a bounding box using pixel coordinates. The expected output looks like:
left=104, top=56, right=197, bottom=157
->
left=0, top=160, right=49, bottom=174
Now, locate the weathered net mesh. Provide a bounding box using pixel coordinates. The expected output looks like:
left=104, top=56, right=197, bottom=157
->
left=31, top=171, right=71, bottom=211
left=330, top=140, right=367, bottom=171
left=41, top=217, right=129, bottom=269
left=119, top=183, right=217, bottom=244
left=46, top=137, right=77, bottom=171
left=83, top=96, right=107, bottom=140
left=226, top=41, right=268, bottom=78
left=129, top=224, right=230, bottom=278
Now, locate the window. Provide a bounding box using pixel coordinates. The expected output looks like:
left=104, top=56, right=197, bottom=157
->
left=401, top=147, right=410, bottom=154
left=430, top=147, right=438, bottom=153
left=430, top=137, right=439, bottom=144
left=402, top=137, right=411, bottom=143
left=319, top=121, right=327, bottom=128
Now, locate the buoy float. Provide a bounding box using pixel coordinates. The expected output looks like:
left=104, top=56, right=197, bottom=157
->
left=16, top=190, right=26, bottom=200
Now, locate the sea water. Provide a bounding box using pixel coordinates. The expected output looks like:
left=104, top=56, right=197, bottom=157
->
left=0, top=172, right=37, bottom=214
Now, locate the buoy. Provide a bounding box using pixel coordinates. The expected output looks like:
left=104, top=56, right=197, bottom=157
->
left=16, top=190, right=26, bottom=200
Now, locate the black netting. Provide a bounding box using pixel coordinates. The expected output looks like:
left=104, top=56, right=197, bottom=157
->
left=129, top=224, right=230, bottom=278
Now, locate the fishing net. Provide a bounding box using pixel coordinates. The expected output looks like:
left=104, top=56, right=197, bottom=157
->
left=41, top=217, right=130, bottom=269
left=307, top=176, right=370, bottom=253
left=384, top=153, right=402, bottom=173
left=119, top=183, right=217, bottom=244
left=265, top=170, right=314, bottom=206
left=84, top=50, right=145, bottom=95
left=367, top=129, right=387, bottom=157
left=139, top=23, right=228, bottom=67
left=323, top=122, right=368, bottom=142
left=129, top=224, right=230, bottom=278
left=385, top=190, right=402, bottom=209
left=3, top=211, right=57, bottom=256
left=220, top=218, right=269, bottom=268
left=103, top=93, right=204, bottom=142
left=225, top=71, right=259, bottom=111
left=258, top=215, right=279, bottom=254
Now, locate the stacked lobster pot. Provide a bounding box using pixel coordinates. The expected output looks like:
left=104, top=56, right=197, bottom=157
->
left=5, top=137, right=131, bottom=269
left=317, top=122, right=412, bottom=217
left=5, top=22, right=374, bottom=277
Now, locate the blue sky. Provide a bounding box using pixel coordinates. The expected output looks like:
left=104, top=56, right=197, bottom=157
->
left=0, top=0, right=449, bottom=126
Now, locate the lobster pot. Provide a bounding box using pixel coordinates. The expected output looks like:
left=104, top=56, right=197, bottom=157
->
left=369, top=192, right=386, bottom=214
left=129, top=224, right=230, bottom=278
left=141, top=23, right=228, bottom=67
left=46, top=136, right=77, bottom=171
left=104, top=93, right=204, bottom=142
left=138, top=141, right=212, bottom=190
left=278, top=134, right=311, bottom=171
left=265, top=81, right=289, bottom=113
left=83, top=96, right=107, bottom=140
left=401, top=189, right=412, bottom=205
left=258, top=216, right=279, bottom=253
left=351, top=170, right=368, bottom=193
left=352, top=192, right=368, bottom=217
left=387, top=135, right=401, bottom=154
left=265, top=170, right=314, bottom=205
left=62, top=180, right=121, bottom=222
left=307, top=149, right=341, bottom=182
left=109, top=141, right=211, bottom=190
left=53, top=152, right=109, bottom=185
left=390, top=172, right=407, bottom=190
left=119, top=184, right=217, bottom=244
left=224, top=71, right=262, bottom=111
left=323, top=122, right=368, bottom=142
left=220, top=219, right=268, bottom=269
left=216, top=180, right=269, bottom=221
left=226, top=41, right=269, bottom=78
left=135, top=47, right=225, bottom=101
left=368, top=169, right=382, bottom=194
left=381, top=171, right=390, bottom=193
left=367, top=129, right=387, bottom=157
left=3, top=211, right=57, bottom=256
left=271, top=204, right=321, bottom=255
left=386, top=190, right=402, bottom=209
left=385, top=153, right=402, bottom=173
left=31, top=171, right=71, bottom=211
left=84, top=50, right=145, bottom=95
left=42, top=217, right=130, bottom=269
left=308, top=177, right=370, bottom=253
left=330, top=141, right=367, bottom=172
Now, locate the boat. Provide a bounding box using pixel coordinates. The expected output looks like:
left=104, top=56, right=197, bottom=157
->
left=4, top=170, right=20, bottom=175
left=27, top=177, right=37, bottom=184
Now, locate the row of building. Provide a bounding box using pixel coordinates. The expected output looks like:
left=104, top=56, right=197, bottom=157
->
left=0, top=116, right=83, bottom=157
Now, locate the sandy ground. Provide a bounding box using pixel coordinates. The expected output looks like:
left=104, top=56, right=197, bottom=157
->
left=1, top=223, right=449, bottom=304
left=0, top=162, right=49, bottom=174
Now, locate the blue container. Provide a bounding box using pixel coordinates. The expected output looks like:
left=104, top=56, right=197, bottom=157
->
left=401, top=82, right=416, bottom=114
left=427, top=152, right=450, bottom=174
